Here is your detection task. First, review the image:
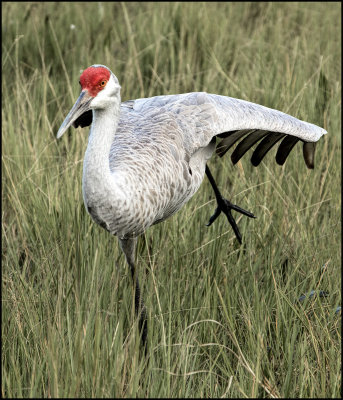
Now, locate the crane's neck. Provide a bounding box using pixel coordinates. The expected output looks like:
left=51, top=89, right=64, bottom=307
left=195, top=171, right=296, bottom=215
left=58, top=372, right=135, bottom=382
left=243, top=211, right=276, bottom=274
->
left=82, top=95, right=122, bottom=203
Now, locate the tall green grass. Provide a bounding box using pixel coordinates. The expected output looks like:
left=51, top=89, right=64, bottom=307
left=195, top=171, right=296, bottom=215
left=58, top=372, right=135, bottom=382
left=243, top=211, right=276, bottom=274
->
left=2, top=2, right=341, bottom=397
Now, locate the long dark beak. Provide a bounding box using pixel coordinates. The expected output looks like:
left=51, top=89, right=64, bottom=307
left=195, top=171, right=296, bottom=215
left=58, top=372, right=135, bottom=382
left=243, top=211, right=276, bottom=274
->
left=57, top=90, right=93, bottom=139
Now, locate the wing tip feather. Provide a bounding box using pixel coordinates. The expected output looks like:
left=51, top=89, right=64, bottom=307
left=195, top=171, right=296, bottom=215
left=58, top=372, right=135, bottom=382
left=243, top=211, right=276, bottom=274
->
left=303, top=142, right=316, bottom=169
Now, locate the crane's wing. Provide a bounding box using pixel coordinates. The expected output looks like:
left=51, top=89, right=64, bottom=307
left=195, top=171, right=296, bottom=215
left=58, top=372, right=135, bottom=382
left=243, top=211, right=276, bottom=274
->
left=206, top=93, right=326, bottom=169
left=73, top=91, right=327, bottom=169
left=131, top=92, right=327, bottom=169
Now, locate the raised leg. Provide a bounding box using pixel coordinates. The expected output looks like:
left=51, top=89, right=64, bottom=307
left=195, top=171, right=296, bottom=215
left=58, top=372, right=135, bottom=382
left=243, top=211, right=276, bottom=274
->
left=119, top=237, right=148, bottom=349
left=205, top=164, right=256, bottom=244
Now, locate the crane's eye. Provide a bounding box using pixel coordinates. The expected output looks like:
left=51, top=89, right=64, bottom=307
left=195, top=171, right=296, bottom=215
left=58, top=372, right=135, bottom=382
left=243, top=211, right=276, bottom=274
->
left=99, top=80, right=107, bottom=87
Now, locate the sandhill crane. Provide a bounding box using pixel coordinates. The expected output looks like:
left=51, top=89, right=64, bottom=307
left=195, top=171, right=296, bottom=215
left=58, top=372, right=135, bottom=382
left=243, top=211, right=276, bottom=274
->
left=57, top=64, right=327, bottom=347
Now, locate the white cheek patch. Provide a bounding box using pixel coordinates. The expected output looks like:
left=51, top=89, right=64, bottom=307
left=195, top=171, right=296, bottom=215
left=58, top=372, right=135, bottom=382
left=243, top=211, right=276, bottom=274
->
left=89, top=78, right=121, bottom=109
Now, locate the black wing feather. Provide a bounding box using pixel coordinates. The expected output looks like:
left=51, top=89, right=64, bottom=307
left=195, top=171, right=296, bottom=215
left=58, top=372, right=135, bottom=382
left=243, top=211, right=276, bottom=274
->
left=251, top=132, right=285, bottom=167
left=216, top=129, right=254, bottom=158
left=231, top=130, right=270, bottom=164
left=275, top=136, right=300, bottom=166
left=302, top=142, right=316, bottom=169
left=73, top=110, right=93, bottom=128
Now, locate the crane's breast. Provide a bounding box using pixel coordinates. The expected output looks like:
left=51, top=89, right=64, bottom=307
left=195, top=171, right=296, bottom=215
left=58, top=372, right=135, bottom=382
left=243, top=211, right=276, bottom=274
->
left=102, top=113, right=206, bottom=237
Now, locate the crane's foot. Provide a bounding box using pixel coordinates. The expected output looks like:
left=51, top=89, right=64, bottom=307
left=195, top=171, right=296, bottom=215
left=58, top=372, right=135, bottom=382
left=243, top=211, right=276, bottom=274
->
left=206, top=197, right=255, bottom=244
left=205, top=164, right=255, bottom=245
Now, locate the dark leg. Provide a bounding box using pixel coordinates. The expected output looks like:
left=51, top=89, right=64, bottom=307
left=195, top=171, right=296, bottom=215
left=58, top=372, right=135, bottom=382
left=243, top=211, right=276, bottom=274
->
left=119, top=238, right=148, bottom=349
left=205, top=164, right=256, bottom=244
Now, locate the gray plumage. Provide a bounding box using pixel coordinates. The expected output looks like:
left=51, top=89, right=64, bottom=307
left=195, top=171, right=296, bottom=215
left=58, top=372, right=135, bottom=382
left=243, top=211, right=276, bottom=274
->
left=81, top=89, right=326, bottom=239
left=57, top=65, right=327, bottom=346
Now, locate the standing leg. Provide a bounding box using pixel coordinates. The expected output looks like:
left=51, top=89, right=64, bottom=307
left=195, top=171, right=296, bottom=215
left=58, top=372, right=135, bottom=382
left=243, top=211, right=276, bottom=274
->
left=205, top=164, right=256, bottom=244
left=119, top=237, right=148, bottom=348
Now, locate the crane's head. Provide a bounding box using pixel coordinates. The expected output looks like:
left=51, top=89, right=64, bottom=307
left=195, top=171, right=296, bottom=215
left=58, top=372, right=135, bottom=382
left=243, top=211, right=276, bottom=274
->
left=57, top=65, right=121, bottom=138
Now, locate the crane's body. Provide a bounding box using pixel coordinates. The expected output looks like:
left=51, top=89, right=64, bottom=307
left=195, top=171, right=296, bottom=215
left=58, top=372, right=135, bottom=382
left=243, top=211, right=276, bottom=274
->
left=82, top=95, right=208, bottom=239
left=57, top=64, right=327, bottom=347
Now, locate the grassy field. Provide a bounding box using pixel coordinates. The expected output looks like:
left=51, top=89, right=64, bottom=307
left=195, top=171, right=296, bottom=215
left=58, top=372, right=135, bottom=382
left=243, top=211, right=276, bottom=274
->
left=2, top=2, right=341, bottom=397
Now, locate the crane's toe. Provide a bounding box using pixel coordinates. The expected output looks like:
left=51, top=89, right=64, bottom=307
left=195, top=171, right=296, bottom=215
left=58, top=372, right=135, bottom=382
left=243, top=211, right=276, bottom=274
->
left=206, top=206, right=222, bottom=227
left=206, top=197, right=256, bottom=244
